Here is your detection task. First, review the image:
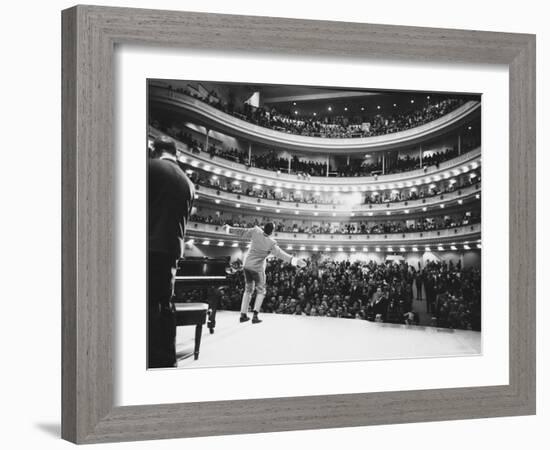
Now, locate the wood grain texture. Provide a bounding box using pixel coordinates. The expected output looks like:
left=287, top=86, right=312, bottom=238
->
left=61, top=5, right=536, bottom=444
left=61, top=6, right=77, bottom=443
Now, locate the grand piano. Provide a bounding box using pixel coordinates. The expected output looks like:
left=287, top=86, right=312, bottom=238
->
left=173, top=257, right=229, bottom=360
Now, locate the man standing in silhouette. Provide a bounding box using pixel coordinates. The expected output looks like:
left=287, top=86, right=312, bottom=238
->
left=148, top=137, right=194, bottom=368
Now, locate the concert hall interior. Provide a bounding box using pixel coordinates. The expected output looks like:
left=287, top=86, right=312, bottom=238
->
left=147, top=79, right=482, bottom=367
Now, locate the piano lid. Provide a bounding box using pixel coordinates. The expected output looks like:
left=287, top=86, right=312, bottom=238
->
left=175, top=257, right=228, bottom=282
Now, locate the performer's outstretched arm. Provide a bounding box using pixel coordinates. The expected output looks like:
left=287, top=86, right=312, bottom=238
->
left=271, top=244, right=307, bottom=268
left=223, top=225, right=256, bottom=240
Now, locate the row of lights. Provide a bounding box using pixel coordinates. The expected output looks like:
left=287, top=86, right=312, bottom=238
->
left=215, top=173, right=476, bottom=193
left=188, top=239, right=481, bottom=252
left=291, top=96, right=430, bottom=115
left=181, top=156, right=480, bottom=192
left=206, top=198, right=477, bottom=215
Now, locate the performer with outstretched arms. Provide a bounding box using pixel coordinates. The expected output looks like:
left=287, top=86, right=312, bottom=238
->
left=223, top=222, right=307, bottom=324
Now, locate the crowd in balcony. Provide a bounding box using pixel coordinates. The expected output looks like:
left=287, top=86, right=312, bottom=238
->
left=179, top=258, right=481, bottom=330
left=165, top=84, right=468, bottom=139
left=189, top=210, right=480, bottom=235
left=150, top=117, right=479, bottom=178
left=185, top=164, right=480, bottom=206
left=364, top=176, right=479, bottom=204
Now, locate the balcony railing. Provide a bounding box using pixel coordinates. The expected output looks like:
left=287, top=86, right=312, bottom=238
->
left=194, top=182, right=480, bottom=215
left=149, top=126, right=481, bottom=188
left=186, top=222, right=481, bottom=246
left=150, top=86, right=480, bottom=152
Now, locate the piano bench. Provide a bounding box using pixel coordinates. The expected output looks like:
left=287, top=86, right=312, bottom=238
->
left=174, top=302, right=209, bottom=360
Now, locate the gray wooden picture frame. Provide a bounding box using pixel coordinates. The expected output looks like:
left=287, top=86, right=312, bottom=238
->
left=61, top=5, right=536, bottom=444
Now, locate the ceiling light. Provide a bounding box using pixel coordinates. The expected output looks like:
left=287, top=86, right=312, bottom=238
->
left=217, top=242, right=225, bottom=247
left=202, top=240, right=210, bottom=245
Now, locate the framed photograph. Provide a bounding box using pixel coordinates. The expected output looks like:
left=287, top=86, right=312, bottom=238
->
left=62, top=5, right=536, bottom=444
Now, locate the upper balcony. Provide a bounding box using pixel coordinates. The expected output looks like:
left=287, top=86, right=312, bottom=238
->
left=149, top=85, right=481, bottom=154
left=149, top=127, right=481, bottom=188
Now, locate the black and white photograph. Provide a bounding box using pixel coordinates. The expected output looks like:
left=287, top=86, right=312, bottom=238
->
left=147, top=79, right=482, bottom=369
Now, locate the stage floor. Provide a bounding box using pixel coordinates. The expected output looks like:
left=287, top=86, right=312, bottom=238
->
left=176, top=311, right=481, bottom=369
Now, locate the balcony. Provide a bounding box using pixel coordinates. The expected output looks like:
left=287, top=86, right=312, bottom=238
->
left=150, top=86, right=481, bottom=153
left=186, top=222, right=481, bottom=247
left=149, top=127, right=481, bottom=188
left=194, top=182, right=480, bottom=216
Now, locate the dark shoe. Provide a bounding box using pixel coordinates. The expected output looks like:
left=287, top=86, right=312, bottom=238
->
left=240, top=314, right=250, bottom=323
left=252, top=314, right=262, bottom=324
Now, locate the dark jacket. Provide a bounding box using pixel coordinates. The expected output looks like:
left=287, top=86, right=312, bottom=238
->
left=148, top=157, right=195, bottom=258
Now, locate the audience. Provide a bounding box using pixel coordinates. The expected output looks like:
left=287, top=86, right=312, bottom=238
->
left=189, top=211, right=481, bottom=235
left=185, top=164, right=480, bottom=206
left=153, top=122, right=479, bottom=178
left=166, top=85, right=468, bottom=139
left=177, top=258, right=481, bottom=331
